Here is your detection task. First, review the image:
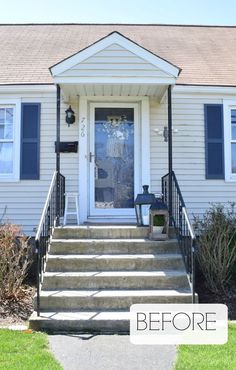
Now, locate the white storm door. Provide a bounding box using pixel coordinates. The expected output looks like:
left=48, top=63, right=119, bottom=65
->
left=89, top=103, right=140, bottom=217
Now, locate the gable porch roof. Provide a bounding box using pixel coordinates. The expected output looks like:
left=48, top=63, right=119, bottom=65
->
left=49, top=31, right=180, bottom=99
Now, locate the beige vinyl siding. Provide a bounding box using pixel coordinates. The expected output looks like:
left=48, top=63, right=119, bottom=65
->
left=150, top=91, right=236, bottom=219
left=150, top=97, right=168, bottom=193
left=58, top=44, right=172, bottom=80
left=2, top=86, right=236, bottom=235
left=0, top=90, right=79, bottom=235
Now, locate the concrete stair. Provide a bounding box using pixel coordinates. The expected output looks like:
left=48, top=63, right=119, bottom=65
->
left=29, top=225, right=193, bottom=333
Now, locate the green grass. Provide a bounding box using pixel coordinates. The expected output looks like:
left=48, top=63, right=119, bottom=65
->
left=174, top=323, right=236, bottom=370
left=0, top=329, right=62, bottom=370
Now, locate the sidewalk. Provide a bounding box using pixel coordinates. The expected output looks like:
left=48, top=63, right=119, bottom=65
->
left=49, top=334, right=176, bottom=370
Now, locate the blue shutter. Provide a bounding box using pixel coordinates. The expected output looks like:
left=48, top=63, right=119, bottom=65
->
left=20, top=103, right=40, bottom=179
left=204, top=104, right=224, bottom=179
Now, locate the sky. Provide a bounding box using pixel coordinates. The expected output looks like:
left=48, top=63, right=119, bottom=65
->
left=0, top=0, right=235, bottom=25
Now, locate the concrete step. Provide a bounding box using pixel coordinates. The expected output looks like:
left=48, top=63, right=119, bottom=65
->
left=53, top=226, right=149, bottom=240
left=29, top=311, right=130, bottom=333
left=50, top=239, right=179, bottom=255
left=31, top=225, right=193, bottom=333
left=37, top=289, right=192, bottom=311
left=46, top=254, right=184, bottom=272
left=43, top=270, right=189, bottom=290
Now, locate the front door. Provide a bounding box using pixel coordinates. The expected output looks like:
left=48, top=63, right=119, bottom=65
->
left=89, top=103, right=139, bottom=217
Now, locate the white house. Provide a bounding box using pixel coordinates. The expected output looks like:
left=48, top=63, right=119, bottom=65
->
left=0, top=24, right=235, bottom=234
left=2, top=23, right=235, bottom=331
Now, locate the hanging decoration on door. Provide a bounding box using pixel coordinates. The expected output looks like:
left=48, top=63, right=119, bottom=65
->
left=101, top=114, right=133, bottom=158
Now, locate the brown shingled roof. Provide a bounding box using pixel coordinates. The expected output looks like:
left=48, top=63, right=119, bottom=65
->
left=0, top=24, right=236, bottom=86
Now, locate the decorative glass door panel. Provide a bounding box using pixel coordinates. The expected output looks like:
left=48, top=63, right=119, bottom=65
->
left=92, top=107, right=135, bottom=212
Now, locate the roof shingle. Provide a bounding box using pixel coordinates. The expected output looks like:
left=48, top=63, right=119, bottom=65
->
left=0, top=24, right=236, bottom=86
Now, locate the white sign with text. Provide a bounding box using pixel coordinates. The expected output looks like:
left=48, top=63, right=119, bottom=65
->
left=130, top=304, right=228, bottom=345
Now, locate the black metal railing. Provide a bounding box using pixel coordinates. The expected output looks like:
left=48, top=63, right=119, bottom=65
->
left=35, top=171, right=65, bottom=316
left=162, top=171, right=196, bottom=303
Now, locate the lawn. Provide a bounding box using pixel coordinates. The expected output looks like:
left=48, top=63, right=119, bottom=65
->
left=175, top=323, right=236, bottom=370
left=0, top=329, right=62, bottom=370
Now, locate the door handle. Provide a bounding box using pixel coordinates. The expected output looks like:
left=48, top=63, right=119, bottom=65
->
left=89, top=152, right=95, bottom=163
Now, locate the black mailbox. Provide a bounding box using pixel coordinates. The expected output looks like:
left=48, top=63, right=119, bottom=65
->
left=55, top=141, right=78, bottom=153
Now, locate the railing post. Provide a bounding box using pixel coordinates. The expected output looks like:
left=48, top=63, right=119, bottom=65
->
left=192, top=239, right=196, bottom=303
left=179, top=204, right=183, bottom=240
left=161, top=176, right=164, bottom=201
left=47, top=205, right=50, bottom=233
left=56, top=84, right=61, bottom=226
left=36, top=239, right=40, bottom=316
left=168, top=85, right=173, bottom=225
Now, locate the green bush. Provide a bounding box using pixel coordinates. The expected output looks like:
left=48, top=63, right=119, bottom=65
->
left=0, top=223, right=33, bottom=299
left=194, top=203, right=236, bottom=293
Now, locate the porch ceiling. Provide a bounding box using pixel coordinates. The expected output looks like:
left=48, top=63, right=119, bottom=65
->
left=61, top=83, right=168, bottom=100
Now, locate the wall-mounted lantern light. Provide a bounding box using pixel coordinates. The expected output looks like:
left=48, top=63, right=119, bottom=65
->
left=65, top=105, right=75, bottom=126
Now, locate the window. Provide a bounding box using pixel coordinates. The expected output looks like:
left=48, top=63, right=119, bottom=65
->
left=0, top=101, right=20, bottom=180
left=223, top=100, right=236, bottom=181
left=0, top=107, right=14, bottom=175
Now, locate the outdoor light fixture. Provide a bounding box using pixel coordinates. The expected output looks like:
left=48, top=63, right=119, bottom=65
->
left=153, top=126, right=168, bottom=142
left=163, top=126, right=168, bottom=142
left=153, top=126, right=178, bottom=142
left=65, top=105, right=75, bottom=126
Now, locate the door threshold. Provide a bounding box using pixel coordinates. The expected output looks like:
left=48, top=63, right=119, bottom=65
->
left=86, top=216, right=137, bottom=225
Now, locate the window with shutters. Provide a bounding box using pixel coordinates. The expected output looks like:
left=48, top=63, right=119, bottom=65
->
left=223, top=100, right=236, bottom=181
left=0, top=100, right=20, bottom=180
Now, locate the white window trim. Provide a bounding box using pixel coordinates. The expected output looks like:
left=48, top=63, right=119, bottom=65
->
left=223, top=99, right=236, bottom=182
left=0, top=99, right=21, bottom=181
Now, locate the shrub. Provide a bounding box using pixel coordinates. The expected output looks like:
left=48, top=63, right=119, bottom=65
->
left=194, top=203, right=236, bottom=293
left=0, top=223, right=33, bottom=300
